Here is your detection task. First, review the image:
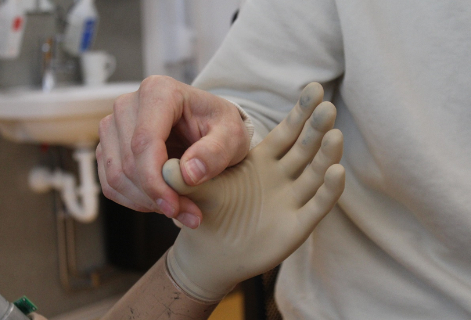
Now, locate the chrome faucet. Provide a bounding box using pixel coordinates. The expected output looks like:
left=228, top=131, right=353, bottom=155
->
left=41, top=35, right=77, bottom=92
left=41, top=37, right=56, bottom=92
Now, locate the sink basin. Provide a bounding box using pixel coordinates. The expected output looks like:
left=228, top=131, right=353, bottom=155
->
left=0, top=82, right=140, bottom=147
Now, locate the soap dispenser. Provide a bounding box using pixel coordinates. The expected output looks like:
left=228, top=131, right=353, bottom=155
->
left=0, top=0, right=27, bottom=59
left=63, top=0, right=99, bottom=56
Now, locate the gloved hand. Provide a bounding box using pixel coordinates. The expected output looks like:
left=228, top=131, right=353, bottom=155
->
left=163, top=82, right=345, bottom=302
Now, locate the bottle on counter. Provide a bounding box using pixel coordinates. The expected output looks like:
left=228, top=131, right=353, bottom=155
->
left=0, top=0, right=27, bottom=59
left=63, top=0, right=99, bottom=56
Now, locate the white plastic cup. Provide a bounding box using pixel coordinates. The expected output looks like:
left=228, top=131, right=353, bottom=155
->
left=80, top=50, right=116, bottom=85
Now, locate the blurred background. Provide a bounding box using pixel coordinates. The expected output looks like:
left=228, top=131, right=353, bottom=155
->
left=0, top=0, right=259, bottom=319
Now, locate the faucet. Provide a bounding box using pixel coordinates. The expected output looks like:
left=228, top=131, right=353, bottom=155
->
left=41, top=37, right=55, bottom=92
left=41, top=34, right=77, bottom=92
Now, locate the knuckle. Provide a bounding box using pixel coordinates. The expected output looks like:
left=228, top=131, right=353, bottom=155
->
left=113, top=93, right=133, bottom=116
left=222, top=120, right=250, bottom=163
left=95, top=144, right=102, bottom=160
left=98, top=114, right=113, bottom=137
left=105, top=160, right=124, bottom=191
left=122, top=152, right=136, bottom=177
left=140, top=75, right=174, bottom=95
left=130, top=129, right=152, bottom=155
left=139, top=75, right=183, bottom=106
left=207, top=138, right=231, bottom=168
left=140, top=173, right=159, bottom=198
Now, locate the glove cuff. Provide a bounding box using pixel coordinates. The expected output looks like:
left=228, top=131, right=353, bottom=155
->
left=166, top=246, right=233, bottom=302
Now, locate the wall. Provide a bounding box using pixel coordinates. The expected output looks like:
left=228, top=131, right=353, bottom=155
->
left=0, top=0, right=143, bottom=317
left=140, top=0, right=240, bottom=78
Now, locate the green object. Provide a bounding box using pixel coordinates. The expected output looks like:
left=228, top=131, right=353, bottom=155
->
left=13, top=296, right=38, bottom=315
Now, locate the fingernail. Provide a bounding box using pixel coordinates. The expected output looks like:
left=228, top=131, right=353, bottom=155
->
left=156, top=198, right=175, bottom=218
left=177, top=212, right=201, bottom=229
left=184, top=158, right=206, bottom=184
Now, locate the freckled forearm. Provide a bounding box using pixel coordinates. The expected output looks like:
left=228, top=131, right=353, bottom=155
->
left=101, top=250, right=219, bottom=320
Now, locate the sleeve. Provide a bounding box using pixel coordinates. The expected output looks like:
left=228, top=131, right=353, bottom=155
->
left=192, top=0, right=345, bottom=140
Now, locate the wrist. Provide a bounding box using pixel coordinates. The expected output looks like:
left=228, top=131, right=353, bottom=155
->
left=167, top=246, right=234, bottom=302
left=102, top=249, right=219, bottom=320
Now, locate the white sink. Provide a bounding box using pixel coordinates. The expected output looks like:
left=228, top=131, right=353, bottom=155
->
left=0, top=82, right=140, bottom=147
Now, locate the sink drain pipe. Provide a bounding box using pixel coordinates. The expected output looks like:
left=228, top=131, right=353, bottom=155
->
left=29, top=147, right=101, bottom=223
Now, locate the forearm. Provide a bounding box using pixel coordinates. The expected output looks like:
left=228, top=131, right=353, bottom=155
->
left=101, top=250, right=219, bottom=320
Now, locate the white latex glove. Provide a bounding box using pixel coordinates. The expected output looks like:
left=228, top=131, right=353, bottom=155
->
left=163, top=82, right=345, bottom=302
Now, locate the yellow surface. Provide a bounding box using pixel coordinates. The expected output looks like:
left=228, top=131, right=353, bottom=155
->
left=209, top=290, right=244, bottom=320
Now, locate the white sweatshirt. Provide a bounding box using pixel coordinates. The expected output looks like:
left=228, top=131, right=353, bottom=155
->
left=193, top=0, right=471, bottom=319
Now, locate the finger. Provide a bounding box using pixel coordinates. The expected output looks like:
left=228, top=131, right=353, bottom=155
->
left=178, top=91, right=250, bottom=186
left=180, top=124, right=249, bottom=186
left=174, top=197, right=203, bottom=229
left=112, top=92, right=140, bottom=186
left=97, top=143, right=153, bottom=212
left=291, top=129, right=343, bottom=205
left=279, top=101, right=337, bottom=179
left=162, top=158, right=200, bottom=195
left=113, top=94, right=167, bottom=210
left=261, top=82, right=324, bottom=159
left=98, top=115, right=158, bottom=211
left=131, top=77, right=184, bottom=217
left=297, top=164, right=346, bottom=232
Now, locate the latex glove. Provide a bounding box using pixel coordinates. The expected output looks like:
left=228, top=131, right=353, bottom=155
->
left=96, top=76, right=251, bottom=228
left=163, top=82, right=345, bottom=302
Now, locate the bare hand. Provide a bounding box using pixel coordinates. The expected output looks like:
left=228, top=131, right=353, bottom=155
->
left=96, top=76, right=251, bottom=228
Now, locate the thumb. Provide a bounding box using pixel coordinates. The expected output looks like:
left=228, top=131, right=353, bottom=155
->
left=162, top=158, right=199, bottom=195
left=180, top=122, right=250, bottom=186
